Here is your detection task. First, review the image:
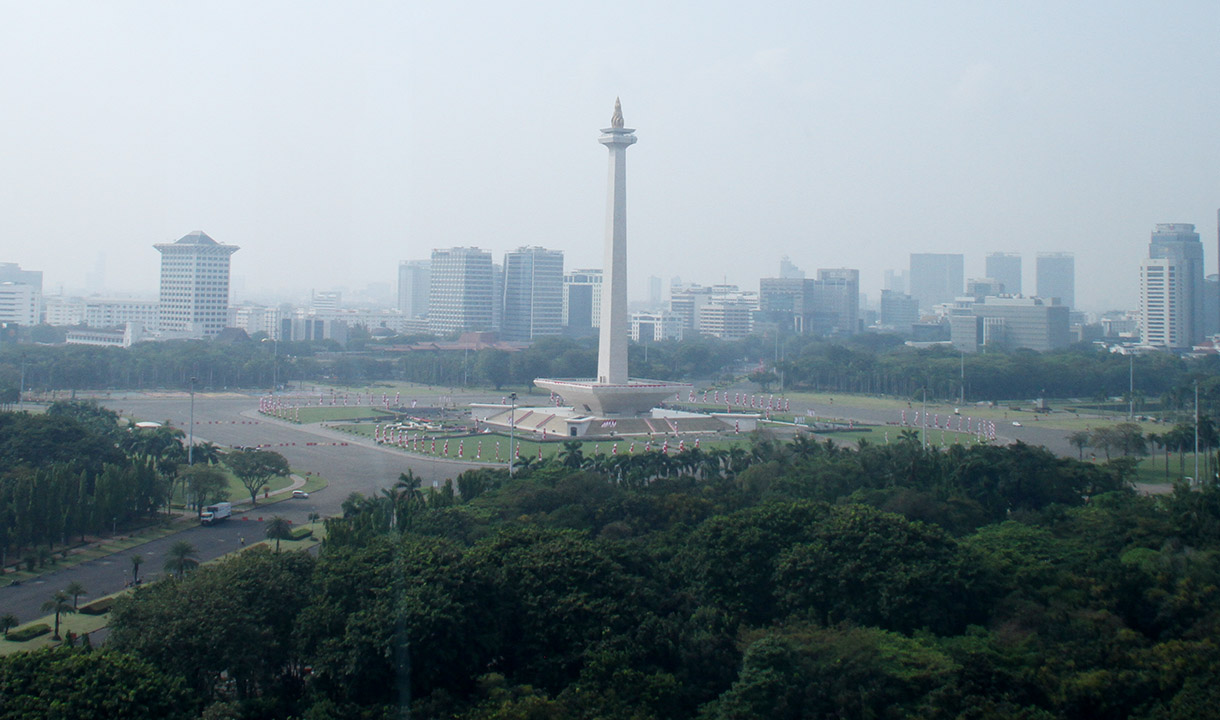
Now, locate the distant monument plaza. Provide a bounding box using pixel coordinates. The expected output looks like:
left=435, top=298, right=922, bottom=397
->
left=474, top=101, right=755, bottom=439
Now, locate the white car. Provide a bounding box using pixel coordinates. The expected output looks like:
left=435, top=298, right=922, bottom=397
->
left=292, top=490, right=309, bottom=499
left=1012, top=421, right=1022, bottom=427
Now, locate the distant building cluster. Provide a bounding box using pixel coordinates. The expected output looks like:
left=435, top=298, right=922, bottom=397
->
left=3, top=213, right=1220, bottom=358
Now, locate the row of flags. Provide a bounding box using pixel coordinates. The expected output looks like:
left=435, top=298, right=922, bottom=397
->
left=900, top=410, right=997, bottom=441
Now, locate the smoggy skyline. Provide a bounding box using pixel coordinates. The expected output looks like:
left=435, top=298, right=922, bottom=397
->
left=2, top=2, right=1218, bottom=312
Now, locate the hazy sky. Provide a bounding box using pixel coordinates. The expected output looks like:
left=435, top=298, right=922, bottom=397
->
left=2, top=1, right=1218, bottom=312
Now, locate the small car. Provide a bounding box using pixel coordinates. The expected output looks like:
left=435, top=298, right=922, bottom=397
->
left=292, top=490, right=309, bottom=499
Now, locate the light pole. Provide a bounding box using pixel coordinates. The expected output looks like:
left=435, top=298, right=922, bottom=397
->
left=188, top=376, right=197, bottom=465
left=1129, top=354, right=1134, bottom=422
left=922, top=386, right=928, bottom=449
left=508, top=392, right=517, bottom=477
left=959, top=351, right=965, bottom=406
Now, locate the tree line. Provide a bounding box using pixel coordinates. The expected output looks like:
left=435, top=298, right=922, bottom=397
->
left=0, top=401, right=289, bottom=571
left=6, top=430, right=1220, bottom=718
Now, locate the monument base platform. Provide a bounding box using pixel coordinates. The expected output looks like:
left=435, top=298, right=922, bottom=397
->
left=532, top=377, right=690, bottom=417
left=471, top=401, right=759, bottom=439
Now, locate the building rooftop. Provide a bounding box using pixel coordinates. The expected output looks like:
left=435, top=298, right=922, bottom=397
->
left=175, top=231, right=219, bottom=245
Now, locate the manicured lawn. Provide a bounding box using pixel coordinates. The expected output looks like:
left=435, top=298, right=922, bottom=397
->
left=169, top=463, right=293, bottom=509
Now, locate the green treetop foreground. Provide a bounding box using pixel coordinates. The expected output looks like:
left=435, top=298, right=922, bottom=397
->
left=5, top=436, right=1220, bottom=719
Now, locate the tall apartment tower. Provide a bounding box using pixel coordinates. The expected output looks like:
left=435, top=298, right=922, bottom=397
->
left=427, top=247, right=494, bottom=336
left=154, top=231, right=238, bottom=338
left=397, top=260, right=431, bottom=318
left=1144, top=223, right=1205, bottom=345
left=1036, top=253, right=1075, bottom=309
left=501, top=246, right=564, bottom=341
left=985, top=253, right=1021, bottom=295
left=909, top=253, right=964, bottom=311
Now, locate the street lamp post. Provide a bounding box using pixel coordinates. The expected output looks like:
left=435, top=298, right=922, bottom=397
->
left=508, top=392, right=517, bottom=478
left=188, top=376, right=197, bottom=465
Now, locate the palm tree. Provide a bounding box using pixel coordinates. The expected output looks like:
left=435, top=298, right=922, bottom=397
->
left=192, top=441, right=221, bottom=466
left=558, top=440, right=585, bottom=469
left=0, top=613, right=17, bottom=639
left=41, top=590, right=76, bottom=640
left=65, top=580, right=87, bottom=609
left=163, top=541, right=199, bottom=579
left=130, top=554, right=144, bottom=584
left=265, top=516, right=292, bottom=553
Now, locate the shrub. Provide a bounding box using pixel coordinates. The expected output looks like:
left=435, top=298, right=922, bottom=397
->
left=79, top=598, right=115, bottom=616
left=289, top=526, right=313, bottom=541
left=8, top=623, right=51, bottom=642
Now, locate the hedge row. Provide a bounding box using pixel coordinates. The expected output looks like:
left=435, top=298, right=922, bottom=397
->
left=289, top=527, right=313, bottom=541
left=7, top=624, right=51, bottom=642
left=79, top=598, right=115, bottom=616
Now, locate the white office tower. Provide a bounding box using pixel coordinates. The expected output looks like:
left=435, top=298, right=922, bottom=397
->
left=1140, top=257, right=1188, bottom=348
left=501, top=247, right=564, bottom=341
left=427, top=247, right=494, bottom=336
left=154, top=231, right=238, bottom=338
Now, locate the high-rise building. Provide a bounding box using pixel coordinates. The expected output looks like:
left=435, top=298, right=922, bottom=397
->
left=811, top=268, right=859, bottom=335
left=1140, top=257, right=1188, bottom=348
left=1036, top=252, right=1075, bottom=309
left=647, top=275, right=663, bottom=308
left=501, top=246, right=564, bottom=341
left=563, top=269, right=602, bottom=333
left=154, top=231, right=239, bottom=338
left=397, top=260, right=431, bottom=319
left=879, top=290, right=920, bottom=333
left=428, top=247, right=494, bottom=336
left=985, top=253, right=1022, bottom=296
left=909, top=253, right=963, bottom=311
left=1147, top=224, right=1204, bottom=344
left=883, top=269, right=908, bottom=294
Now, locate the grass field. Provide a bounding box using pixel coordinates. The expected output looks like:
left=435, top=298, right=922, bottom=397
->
left=168, top=463, right=295, bottom=509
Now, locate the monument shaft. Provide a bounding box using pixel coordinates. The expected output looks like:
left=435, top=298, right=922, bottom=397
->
left=597, top=108, right=636, bottom=384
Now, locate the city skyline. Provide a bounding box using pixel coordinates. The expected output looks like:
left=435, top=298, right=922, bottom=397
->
left=3, top=5, right=1220, bottom=311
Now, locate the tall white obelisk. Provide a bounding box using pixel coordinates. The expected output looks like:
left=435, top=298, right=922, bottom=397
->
left=533, top=100, right=687, bottom=416
left=597, top=98, right=635, bottom=385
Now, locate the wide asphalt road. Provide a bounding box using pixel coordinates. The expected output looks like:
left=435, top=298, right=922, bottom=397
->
left=106, top=392, right=492, bottom=520
left=1, top=517, right=262, bottom=625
